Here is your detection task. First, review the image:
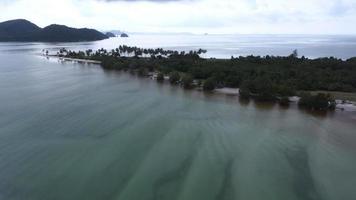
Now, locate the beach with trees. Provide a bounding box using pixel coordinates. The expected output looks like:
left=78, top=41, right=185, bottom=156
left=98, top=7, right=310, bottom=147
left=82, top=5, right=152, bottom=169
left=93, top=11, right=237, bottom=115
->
left=56, top=46, right=356, bottom=111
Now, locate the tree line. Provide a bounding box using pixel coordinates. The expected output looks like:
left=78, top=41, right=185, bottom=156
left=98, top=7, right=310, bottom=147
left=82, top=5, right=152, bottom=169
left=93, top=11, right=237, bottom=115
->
left=59, top=46, right=207, bottom=59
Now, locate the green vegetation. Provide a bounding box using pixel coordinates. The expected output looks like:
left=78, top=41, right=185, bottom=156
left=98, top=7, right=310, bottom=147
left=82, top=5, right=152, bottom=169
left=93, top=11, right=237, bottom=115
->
left=308, top=91, right=356, bottom=102
left=59, top=46, right=356, bottom=106
left=203, top=78, right=216, bottom=91
left=298, top=93, right=336, bottom=110
left=239, top=82, right=251, bottom=99
left=181, top=74, right=194, bottom=89
left=156, top=72, right=165, bottom=82
left=169, top=71, right=180, bottom=84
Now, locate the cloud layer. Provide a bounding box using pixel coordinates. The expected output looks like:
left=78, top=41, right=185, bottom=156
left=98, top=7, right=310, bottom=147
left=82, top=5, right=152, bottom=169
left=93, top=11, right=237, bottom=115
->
left=1, top=0, right=356, bottom=34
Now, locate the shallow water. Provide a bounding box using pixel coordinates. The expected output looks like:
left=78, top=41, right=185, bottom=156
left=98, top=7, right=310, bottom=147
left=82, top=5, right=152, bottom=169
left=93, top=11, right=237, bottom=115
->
left=0, top=38, right=356, bottom=200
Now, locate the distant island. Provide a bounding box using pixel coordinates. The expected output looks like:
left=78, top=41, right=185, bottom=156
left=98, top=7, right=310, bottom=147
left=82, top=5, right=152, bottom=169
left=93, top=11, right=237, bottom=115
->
left=120, top=33, right=129, bottom=37
left=106, top=30, right=122, bottom=36
left=0, top=19, right=108, bottom=42
left=105, top=32, right=116, bottom=38
left=104, top=30, right=128, bottom=38
left=55, top=46, right=356, bottom=111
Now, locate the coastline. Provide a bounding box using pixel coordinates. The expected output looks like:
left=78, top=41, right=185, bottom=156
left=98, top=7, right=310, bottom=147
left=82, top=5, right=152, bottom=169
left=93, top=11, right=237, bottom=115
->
left=47, top=54, right=356, bottom=113
left=212, top=87, right=356, bottom=111
left=214, top=88, right=240, bottom=95
left=44, top=55, right=102, bottom=64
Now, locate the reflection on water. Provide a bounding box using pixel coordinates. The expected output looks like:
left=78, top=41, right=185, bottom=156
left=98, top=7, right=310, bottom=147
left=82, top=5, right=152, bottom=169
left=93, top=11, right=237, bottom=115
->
left=0, top=41, right=356, bottom=200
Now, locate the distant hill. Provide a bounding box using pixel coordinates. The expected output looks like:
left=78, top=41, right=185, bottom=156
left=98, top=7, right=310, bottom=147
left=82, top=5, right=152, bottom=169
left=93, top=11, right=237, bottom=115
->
left=105, top=32, right=116, bottom=37
left=0, top=19, right=41, bottom=41
left=0, top=19, right=108, bottom=42
left=106, top=30, right=122, bottom=35
left=120, top=33, right=129, bottom=37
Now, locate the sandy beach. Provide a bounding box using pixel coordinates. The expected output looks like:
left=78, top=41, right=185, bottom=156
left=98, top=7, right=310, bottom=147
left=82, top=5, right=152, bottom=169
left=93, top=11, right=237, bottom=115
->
left=44, top=55, right=102, bottom=64
left=214, top=88, right=240, bottom=95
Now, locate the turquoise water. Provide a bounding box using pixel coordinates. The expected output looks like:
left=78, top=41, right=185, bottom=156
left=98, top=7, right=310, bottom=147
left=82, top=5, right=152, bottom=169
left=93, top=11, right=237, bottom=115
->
left=0, top=39, right=356, bottom=200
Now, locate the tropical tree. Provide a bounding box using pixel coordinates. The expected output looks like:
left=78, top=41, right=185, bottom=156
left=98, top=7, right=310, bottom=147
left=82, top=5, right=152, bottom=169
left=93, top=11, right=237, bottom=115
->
left=181, top=74, right=194, bottom=89
left=169, top=71, right=180, bottom=84
left=298, top=93, right=335, bottom=110
left=157, top=72, right=164, bottom=82
left=203, top=77, right=216, bottom=91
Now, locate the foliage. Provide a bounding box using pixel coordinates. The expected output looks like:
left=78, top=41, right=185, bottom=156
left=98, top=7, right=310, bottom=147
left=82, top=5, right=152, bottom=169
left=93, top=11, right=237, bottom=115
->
left=239, top=81, right=252, bottom=99
left=181, top=74, right=194, bottom=89
left=203, top=77, right=216, bottom=91
left=156, top=72, right=164, bottom=82
left=169, top=71, right=180, bottom=84
left=291, top=49, right=298, bottom=58
left=298, top=93, right=336, bottom=110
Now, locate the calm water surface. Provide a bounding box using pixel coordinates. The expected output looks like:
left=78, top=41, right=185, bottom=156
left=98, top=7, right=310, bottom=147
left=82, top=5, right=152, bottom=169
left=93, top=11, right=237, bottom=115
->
left=2, top=34, right=356, bottom=59
left=0, top=36, right=356, bottom=200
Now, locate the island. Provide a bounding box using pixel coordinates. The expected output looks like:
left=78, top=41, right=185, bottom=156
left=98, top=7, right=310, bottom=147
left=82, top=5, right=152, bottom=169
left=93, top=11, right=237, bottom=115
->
left=0, top=19, right=108, bottom=42
left=56, top=46, right=356, bottom=111
left=105, top=32, right=116, bottom=38
left=120, top=33, right=129, bottom=37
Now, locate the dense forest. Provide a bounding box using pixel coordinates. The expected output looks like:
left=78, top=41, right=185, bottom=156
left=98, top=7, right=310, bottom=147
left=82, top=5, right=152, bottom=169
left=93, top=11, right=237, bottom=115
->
left=59, top=46, right=356, bottom=110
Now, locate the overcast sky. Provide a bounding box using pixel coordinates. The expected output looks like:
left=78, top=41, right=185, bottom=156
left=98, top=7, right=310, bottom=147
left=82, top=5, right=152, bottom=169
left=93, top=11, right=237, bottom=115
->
left=1, top=0, right=356, bottom=34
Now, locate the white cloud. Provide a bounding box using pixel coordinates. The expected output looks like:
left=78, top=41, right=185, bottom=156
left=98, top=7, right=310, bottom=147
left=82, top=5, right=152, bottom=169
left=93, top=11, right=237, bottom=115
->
left=1, top=0, right=356, bottom=34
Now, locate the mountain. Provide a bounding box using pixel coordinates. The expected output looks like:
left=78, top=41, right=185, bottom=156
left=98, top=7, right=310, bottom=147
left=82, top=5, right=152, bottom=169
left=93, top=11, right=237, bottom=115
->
left=0, top=19, right=108, bottom=42
left=0, top=19, right=41, bottom=41
left=34, top=24, right=109, bottom=42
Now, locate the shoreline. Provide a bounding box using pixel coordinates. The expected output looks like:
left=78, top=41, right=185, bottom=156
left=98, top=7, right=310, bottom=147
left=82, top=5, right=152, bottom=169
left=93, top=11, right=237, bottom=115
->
left=43, top=55, right=102, bottom=64
left=212, top=87, right=356, bottom=111
left=47, top=54, right=356, bottom=113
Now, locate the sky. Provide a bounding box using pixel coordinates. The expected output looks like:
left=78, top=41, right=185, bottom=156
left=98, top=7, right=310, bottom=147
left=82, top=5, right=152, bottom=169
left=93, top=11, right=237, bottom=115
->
left=1, top=0, right=356, bottom=34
